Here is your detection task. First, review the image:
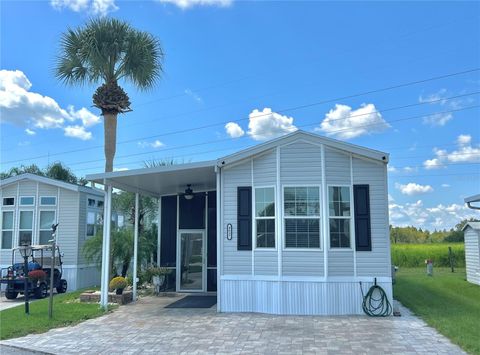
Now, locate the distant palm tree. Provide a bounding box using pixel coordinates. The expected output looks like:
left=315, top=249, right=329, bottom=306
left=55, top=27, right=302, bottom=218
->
left=55, top=18, right=164, bottom=172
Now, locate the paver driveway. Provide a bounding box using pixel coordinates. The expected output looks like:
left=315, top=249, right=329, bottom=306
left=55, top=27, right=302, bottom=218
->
left=1, top=295, right=465, bottom=354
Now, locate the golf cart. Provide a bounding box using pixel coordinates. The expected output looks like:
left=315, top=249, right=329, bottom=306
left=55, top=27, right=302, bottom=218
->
left=0, top=245, right=67, bottom=299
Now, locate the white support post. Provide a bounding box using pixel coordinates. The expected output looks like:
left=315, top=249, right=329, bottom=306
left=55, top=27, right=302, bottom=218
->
left=215, top=167, right=221, bottom=312
left=133, top=192, right=139, bottom=301
left=100, top=184, right=112, bottom=309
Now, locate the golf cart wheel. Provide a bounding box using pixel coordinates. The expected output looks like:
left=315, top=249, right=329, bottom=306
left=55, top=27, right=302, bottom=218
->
left=35, top=283, right=48, bottom=299
left=56, top=279, right=67, bottom=293
left=5, top=291, right=18, bottom=299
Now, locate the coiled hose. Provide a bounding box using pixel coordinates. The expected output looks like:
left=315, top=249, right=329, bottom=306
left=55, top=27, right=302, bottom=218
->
left=359, top=278, right=392, bottom=317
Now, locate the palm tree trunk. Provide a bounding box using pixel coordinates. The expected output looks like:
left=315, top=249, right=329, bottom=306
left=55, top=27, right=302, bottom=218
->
left=104, top=113, right=118, bottom=172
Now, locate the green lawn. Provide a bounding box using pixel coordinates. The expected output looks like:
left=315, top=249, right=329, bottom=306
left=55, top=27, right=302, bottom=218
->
left=394, top=268, right=480, bottom=355
left=0, top=290, right=116, bottom=340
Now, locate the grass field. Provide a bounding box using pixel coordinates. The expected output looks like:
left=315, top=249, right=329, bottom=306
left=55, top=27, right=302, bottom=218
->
left=394, top=268, right=480, bottom=355
left=391, top=243, right=465, bottom=267
left=0, top=290, right=115, bottom=340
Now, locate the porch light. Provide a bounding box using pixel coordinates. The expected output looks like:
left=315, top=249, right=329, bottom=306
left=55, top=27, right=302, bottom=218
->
left=19, top=244, right=32, bottom=258
left=184, top=184, right=194, bottom=200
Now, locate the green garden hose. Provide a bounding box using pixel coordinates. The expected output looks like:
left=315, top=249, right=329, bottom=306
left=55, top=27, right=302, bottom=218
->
left=359, top=278, right=392, bottom=317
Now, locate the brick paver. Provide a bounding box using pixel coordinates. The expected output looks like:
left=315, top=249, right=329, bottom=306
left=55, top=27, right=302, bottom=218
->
left=0, top=295, right=465, bottom=354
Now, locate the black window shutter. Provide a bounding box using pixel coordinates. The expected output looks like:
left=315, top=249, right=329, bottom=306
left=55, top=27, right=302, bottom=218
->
left=354, top=185, right=372, bottom=251
left=237, top=186, right=252, bottom=250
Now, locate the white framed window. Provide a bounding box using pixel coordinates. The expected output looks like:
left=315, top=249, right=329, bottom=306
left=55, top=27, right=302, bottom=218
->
left=40, top=196, right=56, bottom=206
left=284, top=186, right=321, bottom=249
left=2, top=197, right=15, bottom=206
left=328, top=186, right=351, bottom=249
left=20, top=196, right=35, bottom=206
left=1, top=211, right=14, bottom=249
left=254, top=187, right=275, bottom=248
left=87, top=210, right=103, bottom=238
left=39, top=211, right=56, bottom=244
left=19, top=210, right=33, bottom=246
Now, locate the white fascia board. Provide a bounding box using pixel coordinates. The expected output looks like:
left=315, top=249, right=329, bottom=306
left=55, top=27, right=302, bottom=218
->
left=216, top=130, right=389, bottom=167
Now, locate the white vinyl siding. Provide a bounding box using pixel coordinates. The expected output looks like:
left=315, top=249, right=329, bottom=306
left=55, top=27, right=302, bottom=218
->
left=222, top=161, right=252, bottom=275
left=352, top=157, right=390, bottom=277
left=464, top=227, right=480, bottom=285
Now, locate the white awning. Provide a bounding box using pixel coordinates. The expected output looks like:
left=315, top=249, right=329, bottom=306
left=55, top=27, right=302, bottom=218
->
left=86, top=161, right=217, bottom=197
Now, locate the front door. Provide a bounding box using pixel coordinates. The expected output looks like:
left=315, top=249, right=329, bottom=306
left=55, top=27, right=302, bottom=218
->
left=177, top=231, right=205, bottom=292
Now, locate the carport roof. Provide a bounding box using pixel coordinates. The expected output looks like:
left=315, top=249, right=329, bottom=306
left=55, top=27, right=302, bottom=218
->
left=86, top=161, right=217, bottom=197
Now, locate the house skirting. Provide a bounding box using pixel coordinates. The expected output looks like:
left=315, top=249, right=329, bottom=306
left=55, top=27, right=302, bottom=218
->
left=62, top=265, right=101, bottom=291
left=219, top=277, right=393, bottom=315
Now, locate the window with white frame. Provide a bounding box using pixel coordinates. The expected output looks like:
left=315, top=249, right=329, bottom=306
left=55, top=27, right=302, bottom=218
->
left=39, top=211, right=56, bottom=244
left=284, top=187, right=321, bottom=248
left=87, top=211, right=103, bottom=238
left=1, top=211, right=14, bottom=249
left=19, top=210, right=33, bottom=245
left=40, top=196, right=56, bottom=206
left=328, top=186, right=351, bottom=248
left=20, top=196, right=35, bottom=206
left=255, top=187, right=275, bottom=248
left=2, top=197, right=15, bottom=206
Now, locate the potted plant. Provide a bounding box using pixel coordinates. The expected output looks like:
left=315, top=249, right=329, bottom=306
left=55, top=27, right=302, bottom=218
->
left=148, top=266, right=171, bottom=292
left=109, top=276, right=127, bottom=295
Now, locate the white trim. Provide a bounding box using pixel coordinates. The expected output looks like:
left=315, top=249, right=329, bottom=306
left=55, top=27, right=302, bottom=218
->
left=326, top=184, right=353, bottom=250
left=216, top=168, right=221, bottom=311
left=320, top=144, right=328, bottom=277
left=251, top=159, right=254, bottom=276
left=350, top=154, right=357, bottom=277
left=281, top=184, right=322, bottom=251
left=217, top=130, right=389, bottom=167
left=177, top=229, right=206, bottom=293
left=56, top=188, right=60, bottom=245
left=252, top=185, right=277, bottom=250
left=0, top=173, right=104, bottom=196
left=133, top=192, right=139, bottom=301
left=220, top=274, right=392, bottom=283
left=175, top=195, right=180, bottom=291
left=276, top=147, right=282, bottom=277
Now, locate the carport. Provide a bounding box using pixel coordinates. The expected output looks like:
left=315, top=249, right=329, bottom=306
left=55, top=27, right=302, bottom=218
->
left=86, top=161, right=218, bottom=309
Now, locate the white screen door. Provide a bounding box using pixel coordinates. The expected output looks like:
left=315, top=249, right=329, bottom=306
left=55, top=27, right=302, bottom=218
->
left=177, top=231, right=205, bottom=292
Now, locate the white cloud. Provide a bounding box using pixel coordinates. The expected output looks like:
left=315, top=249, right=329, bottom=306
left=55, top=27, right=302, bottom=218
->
left=395, top=182, right=433, bottom=196
left=403, top=166, right=418, bottom=173
left=389, top=198, right=479, bottom=230
left=50, top=0, right=117, bottom=16
left=225, top=122, right=245, bottom=138
left=247, top=108, right=297, bottom=141
left=184, top=88, right=203, bottom=103
left=419, top=88, right=448, bottom=104
left=0, top=70, right=99, bottom=141
left=316, top=103, right=390, bottom=140
left=156, top=0, right=232, bottom=9
left=113, top=167, right=129, bottom=172
left=387, top=165, right=397, bottom=173
left=441, top=184, right=450, bottom=188
left=457, top=134, right=471, bottom=146
left=423, top=135, right=480, bottom=169
left=422, top=112, right=453, bottom=126
left=138, top=140, right=165, bottom=149
left=25, top=128, right=36, bottom=135
left=64, top=125, right=92, bottom=140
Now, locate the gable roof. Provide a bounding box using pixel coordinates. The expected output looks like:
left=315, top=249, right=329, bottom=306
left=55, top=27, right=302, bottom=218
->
left=462, top=222, right=480, bottom=231
left=0, top=173, right=104, bottom=196
left=216, top=130, right=389, bottom=167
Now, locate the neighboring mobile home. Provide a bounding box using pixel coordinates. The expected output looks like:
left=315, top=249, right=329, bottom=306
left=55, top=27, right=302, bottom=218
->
left=87, top=130, right=393, bottom=315
left=0, top=174, right=104, bottom=291
left=462, top=222, right=480, bottom=286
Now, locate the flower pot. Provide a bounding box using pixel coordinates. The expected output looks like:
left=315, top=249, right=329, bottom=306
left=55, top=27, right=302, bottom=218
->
left=116, top=288, right=124, bottom=295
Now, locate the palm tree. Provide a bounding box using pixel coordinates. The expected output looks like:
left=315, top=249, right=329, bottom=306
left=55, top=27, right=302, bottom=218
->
left=55, top=18, right=164, bottom=172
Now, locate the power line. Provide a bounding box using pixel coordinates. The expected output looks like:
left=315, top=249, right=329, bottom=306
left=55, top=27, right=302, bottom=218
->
left=2, top=88, right=478, bottom=164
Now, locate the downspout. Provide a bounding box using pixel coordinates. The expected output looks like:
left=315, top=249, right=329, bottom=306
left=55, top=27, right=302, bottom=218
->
left=467, top=202, right=480, bottom=210
left=215, top=165, right=221, bottom=312
left=100, top=182, right=112, bottom=309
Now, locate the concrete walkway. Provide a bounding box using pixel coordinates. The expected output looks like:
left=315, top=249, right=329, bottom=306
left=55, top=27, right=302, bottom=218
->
left=0, top=295, right=465, bottom=354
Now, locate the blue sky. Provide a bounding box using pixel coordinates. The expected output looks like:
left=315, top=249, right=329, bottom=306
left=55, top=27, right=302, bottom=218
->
left=1, top=0, right=479, bottom=230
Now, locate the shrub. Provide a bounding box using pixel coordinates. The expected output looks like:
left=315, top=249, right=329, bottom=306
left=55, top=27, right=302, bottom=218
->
left=109, top=276, right=127, bottom=291
left=141, top=266, right=172, bottom=284
left=391, top=243, right=465, bottom=268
